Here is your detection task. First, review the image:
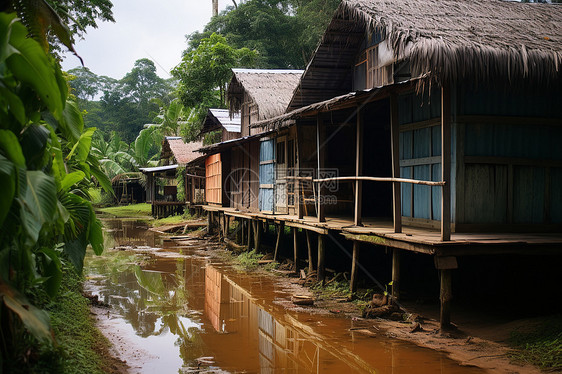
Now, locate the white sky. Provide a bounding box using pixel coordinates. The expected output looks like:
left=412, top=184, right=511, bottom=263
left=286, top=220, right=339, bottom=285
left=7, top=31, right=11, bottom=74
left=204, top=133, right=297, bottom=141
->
left=61, top=0, right=230, bottom=79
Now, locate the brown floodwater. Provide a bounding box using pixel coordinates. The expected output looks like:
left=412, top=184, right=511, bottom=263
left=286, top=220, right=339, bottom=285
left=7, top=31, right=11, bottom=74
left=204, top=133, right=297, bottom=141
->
left=86, top=218, right=486, bottom=374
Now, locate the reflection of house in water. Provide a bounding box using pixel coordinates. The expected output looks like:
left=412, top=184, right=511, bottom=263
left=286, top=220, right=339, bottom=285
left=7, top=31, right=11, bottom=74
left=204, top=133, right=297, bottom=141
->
left=204, top=265, right=380, bottom=373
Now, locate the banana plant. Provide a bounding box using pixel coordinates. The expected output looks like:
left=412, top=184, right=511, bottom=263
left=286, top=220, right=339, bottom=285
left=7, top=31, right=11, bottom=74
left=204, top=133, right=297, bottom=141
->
left=0, top=12, right=109, bottom=352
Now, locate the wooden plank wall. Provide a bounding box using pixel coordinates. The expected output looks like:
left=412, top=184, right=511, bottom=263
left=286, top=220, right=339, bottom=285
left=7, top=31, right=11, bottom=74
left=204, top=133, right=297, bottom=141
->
left=206, top=153, right=222, bottom=205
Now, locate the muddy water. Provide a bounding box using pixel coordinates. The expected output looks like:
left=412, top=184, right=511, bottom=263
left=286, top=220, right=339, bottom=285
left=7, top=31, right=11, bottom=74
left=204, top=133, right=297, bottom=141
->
left=86, top=219, right=485, bottom=374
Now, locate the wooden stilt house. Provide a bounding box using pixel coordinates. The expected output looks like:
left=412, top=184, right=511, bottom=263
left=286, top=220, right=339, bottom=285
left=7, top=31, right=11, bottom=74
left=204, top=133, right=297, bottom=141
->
left=203, top=0, right=562, bottom=328
left=140, top=137, right=204, bottom=217
left=200, top=69, right=303, bottom=211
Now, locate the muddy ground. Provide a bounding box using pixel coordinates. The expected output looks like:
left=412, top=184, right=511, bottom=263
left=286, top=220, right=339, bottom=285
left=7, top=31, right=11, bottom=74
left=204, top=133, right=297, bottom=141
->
left=90, top=225, right=545, bottom=374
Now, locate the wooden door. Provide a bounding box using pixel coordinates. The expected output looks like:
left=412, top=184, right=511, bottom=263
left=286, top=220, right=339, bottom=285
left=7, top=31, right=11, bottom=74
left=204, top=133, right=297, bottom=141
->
left=275, top=137, right=288, bottom=214
left=259, top=139, right=275, bottom=213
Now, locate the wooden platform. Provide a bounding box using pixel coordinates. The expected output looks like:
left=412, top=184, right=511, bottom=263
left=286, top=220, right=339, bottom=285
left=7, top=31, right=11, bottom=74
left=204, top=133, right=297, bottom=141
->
left=203, top=206, right=562, bottom=256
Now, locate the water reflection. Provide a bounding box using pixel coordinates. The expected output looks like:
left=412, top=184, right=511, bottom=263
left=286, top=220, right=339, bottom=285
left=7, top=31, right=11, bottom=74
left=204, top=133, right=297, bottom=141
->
left=87, top=219, right=485, bottom=374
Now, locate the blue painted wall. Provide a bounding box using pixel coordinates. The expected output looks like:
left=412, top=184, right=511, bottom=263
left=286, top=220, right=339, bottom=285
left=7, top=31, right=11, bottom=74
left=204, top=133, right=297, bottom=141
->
left=259, top=139, right=275, bottom=212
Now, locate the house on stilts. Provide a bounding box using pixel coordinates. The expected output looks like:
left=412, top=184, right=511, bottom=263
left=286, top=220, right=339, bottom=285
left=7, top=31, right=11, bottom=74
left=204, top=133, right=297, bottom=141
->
left=200, top=0, right=562, bottom=329
left=140, top=136, right=204, bottom=218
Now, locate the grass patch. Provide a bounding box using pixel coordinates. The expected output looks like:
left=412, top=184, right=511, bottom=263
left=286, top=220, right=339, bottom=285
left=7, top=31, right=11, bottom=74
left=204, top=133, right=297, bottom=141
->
left=14, top=265, right=120, bottom=374
left=508, top=316, right=562, bottom=371
left=152, top=213, right=193, bottom=227
left=312, top=275, right=351, bottom=299
left=236, top=250, right=263, bottom=270
left=99, top=203, right=152, bottom=218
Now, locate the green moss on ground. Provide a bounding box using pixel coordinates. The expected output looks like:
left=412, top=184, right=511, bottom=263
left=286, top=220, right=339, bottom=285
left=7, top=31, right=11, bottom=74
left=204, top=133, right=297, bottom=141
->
left=12, top=264, right=123, bottom=374
left=152, top=213, right=194, bottom=227
left=98, top=203, right=152, bottom=218
left=508, top=316, right=562, bottom=371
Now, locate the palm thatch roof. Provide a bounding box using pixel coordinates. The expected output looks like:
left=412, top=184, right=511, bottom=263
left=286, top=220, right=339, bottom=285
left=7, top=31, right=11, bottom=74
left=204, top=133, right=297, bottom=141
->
left=227, top=69, right=304, bottom=120
left=289, top=0, right=562, bottom=110
left=161, top=137, right=204, bottom=166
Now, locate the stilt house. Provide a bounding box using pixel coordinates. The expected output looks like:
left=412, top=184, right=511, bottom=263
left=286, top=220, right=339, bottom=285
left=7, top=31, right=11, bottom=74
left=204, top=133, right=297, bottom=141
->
left=201, top=69, right=303, bottom=210
left=203, top=0, right=562, bottom=328
left=140, top=137, right=204, bottom=217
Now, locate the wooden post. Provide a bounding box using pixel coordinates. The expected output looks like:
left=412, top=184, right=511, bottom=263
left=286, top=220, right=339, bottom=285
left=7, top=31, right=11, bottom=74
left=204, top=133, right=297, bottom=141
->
left=441, top=85, right=451, bottom=241
left=225, top=216, right=230, bottom=238
left=350, top=241, right=360, bottom=293
left=317, top=234, right=326, bottom=284
left=207, top=211, right=212, bottom=234
left=305, top=230, right=314, bottom=274
left=390, top=94, right=402, bottom=233
left=392, top=249, right=401, bottom=301
left=273, top=222, right=284, bottom=262
left=440, top=269, right=452, bottom=329
left=316, top=115, right=326, bottom=222
left=247, top=219, right=253, bottom=251
left=354, top=109, right=363, bottom=226
left=241, top=219, right=245, bottom=244
left=293, top=227, right=298, bottom=272
left=254, top=220, right=262, bottom=253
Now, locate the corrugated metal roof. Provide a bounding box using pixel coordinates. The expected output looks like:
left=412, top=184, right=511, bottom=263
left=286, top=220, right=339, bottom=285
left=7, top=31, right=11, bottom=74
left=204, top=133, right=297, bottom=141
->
left=139, top=164, right=178, bottom=173
left=209, top=109, right=241, bottom=133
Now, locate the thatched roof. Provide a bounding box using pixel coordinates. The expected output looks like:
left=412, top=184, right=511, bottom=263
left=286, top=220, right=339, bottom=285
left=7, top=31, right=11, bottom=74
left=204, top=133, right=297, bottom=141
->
left=227, top=69, right=304, bottom=120
left=161, top=137, right=204, bottom=166
left=201, top=109, right=241, bottom=135
left=289, top=0, right=562, bottom=110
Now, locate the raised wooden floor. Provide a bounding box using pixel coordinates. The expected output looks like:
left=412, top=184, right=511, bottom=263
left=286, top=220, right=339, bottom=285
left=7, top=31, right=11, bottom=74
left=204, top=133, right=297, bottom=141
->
left=203, top=206, right=562, bottom=256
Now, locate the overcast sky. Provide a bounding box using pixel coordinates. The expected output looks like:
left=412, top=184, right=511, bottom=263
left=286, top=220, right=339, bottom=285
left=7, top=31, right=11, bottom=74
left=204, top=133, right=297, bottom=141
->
left=61, top=0, right=230, bottom=79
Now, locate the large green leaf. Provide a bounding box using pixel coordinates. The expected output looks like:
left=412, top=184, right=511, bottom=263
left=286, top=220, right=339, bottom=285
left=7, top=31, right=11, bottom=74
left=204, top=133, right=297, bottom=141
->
left=59, top=171, right=85, bottom=192
left=0, top=13, right=18, bottom=62
left=66, top=127, right=95, bottom=163
left=0, top=279, right=54, bottom=343
left=20, top=124, right=50, bottom=169
left=64, top=231, right=87, bottom=273
left=0, top=83, right=25, bottom=125
left=0, top=129, right=25, bottom=167
left=58, top=100, right=84, bottom=143
left=46, top=123, right=65, bottom=183
left=0, top=155, right=16, bottom=227
left=5, top=14, right=64, bottom=119
left=19, top=170, right=57, bottom=243
left=38, top=247, right=62, bottom=298
left=88, top=207, right=104, bottom=256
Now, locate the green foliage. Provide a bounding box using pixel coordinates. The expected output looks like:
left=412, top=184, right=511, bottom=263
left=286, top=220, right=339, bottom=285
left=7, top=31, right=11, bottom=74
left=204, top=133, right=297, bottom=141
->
left=188, top=0, right=341, bottom=69
left=236, top=249, right=264, bottom=270
left=509, top=316, right=562, bottom=370
left=173, top=33, right=258, bottom=141
left=0, top=11, right=109, bottom=366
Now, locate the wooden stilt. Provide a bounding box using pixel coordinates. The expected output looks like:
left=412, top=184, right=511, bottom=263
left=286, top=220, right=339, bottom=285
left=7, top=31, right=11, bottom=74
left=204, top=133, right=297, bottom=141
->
left=317, top=234, right=326, bottom=284
left=440, top=269, right=453, bottom=330
left=441, top=85, right=451, bottom=241
left=241, top=219, right=245, bottom=244
left=207, top=212, right=212, bottom=234
left=247, top=219, right=253, bottom=251
left=273, top=222, right=284, bottom=262
left=293, top=227, right=298, bottom=272
left=225, top=216, right=230, bottom=238
left=305, top=230, right=314, bottom=274
left=236, top=218, right=242, bottom=244
left=254, top=220, right=262, bottom=253
left=392, top=249, right=401, bottom=301
left=350, top=241, right=360, bottom=293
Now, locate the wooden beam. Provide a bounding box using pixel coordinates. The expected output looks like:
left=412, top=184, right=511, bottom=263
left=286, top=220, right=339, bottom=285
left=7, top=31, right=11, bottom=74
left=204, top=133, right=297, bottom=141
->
left=390, top=93, right=402, bottom=233
left=284, top=221, right=329, bottom=235
left=273, top=222, right=284, bottom=262
left=317, top=234, right=326, bottom=284
left=254, top=220, right=262, bottom=253
left=440, top=269, right=453, bottom=330
left=350, top=241, right=360, bottom=293
left=441, top=85, right=451, bottom=241
left=293, top=227, right=299, bottom=272
left=354, top=109, right=363, bottom=227
left=306, top=230, right=314, bottom=273
left=316, top=115, right=326, bottom=222
left=392, top=249, right=401, bottom=301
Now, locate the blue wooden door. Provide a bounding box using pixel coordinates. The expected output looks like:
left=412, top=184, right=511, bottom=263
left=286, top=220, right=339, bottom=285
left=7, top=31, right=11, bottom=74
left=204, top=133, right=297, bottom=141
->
left=259, top=139, right=275, bottom=212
